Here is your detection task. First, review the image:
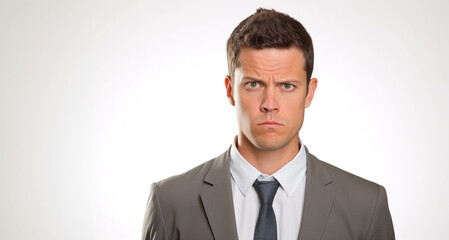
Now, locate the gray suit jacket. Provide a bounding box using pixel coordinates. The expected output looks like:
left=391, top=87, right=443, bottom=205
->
left=142, top=147, right=394, bottom=240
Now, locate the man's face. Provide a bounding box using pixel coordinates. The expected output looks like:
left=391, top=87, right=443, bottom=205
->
left=225, top=47, right=317, bottom=151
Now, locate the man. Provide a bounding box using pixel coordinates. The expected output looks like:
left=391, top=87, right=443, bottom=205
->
left=142, top=8, right=394, bottom=240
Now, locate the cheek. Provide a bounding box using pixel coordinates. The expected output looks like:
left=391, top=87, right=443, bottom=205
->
left=237, top=96, right=257, bottom=120
left=235, top=92, right=261, bottom=129
left=236, top=89, right=259, bottom=112
left=283, top=98, right=305, bottom=122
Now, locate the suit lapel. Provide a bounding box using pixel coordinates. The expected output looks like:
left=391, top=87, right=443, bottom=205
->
left=200, top=149, right=239, bottom=240
left=298, top=148, right=335, bottom=240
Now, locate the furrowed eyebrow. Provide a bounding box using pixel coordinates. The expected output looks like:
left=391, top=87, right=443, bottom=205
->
left=280, top=80, right=300, bottom=84
left=242, top=77, right=300, bottom=84
left=242, top=77, right=263, bottom=82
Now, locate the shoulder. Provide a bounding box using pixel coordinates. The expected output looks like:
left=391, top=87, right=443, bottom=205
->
left=143, top=151, right=230, bottom=240
left=308, top=151, right=382, bottom=195
left=306, top=150, right=389, bottom=218
left=153, top=157, right=214, bottom=201
left=151, top=148, right=230, bottom=204
left=306, top=151, right=394, bottom=238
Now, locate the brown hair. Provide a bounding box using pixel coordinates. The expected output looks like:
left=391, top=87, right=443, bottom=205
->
left=227, top=8, right=314, bottom=84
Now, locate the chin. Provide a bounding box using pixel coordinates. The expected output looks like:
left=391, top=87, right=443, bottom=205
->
left=252, top=137, right=289, bottom=151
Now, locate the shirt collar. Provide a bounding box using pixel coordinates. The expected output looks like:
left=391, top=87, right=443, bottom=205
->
left=230, top=141, right=261, bottom=196
left=230, top=138, right=307, bottom=197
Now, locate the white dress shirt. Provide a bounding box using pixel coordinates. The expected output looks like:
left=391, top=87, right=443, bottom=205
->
left=230, top=139, right=307, bottom=240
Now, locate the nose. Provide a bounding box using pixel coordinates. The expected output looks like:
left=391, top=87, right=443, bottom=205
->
left=260, top=87, right=279, bottom=112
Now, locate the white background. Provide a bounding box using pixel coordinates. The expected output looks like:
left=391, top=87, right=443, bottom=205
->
left=1, top=0, right=448, bottom=239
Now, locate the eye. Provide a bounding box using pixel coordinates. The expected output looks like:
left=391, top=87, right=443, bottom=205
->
left=246, top=82, right=261, bottom=89
left=281, top=83, right=295, bottom=90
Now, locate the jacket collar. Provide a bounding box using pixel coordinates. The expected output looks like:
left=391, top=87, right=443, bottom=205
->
left=200, top=148, right=239, bottom=240
left=200, top=146, right=335, bottom=240
left=298, top=147, right=335, bottom=240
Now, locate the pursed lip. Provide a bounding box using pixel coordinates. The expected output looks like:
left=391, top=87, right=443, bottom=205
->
left=257, top=121, right=284, bottom=128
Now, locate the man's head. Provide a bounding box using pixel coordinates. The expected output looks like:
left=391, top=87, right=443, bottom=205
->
left=226, top=8, right=314, bottom=84
left=225, top=9, right=317, bottom=153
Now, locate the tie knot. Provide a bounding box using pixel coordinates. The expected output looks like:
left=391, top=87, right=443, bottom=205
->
left=253, top=179, right=280, bottom=205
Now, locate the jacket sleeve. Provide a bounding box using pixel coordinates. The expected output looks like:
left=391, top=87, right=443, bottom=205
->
left=367, top=185, right=395, bottom=240
left=142, top=182, right=169, bottom=240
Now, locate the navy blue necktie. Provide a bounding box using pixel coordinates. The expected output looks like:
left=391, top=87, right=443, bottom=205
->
left=253, top=179, right=280, bottom=240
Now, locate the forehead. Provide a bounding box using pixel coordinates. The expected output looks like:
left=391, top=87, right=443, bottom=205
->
left=237, top=47, right=306, bottom=78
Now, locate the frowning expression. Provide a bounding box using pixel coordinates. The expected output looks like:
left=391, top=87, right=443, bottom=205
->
left=226, top=47, right=317, bottom=151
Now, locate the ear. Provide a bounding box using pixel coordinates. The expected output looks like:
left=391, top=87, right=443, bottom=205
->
left=305, top=78, right=317, bottom=108
left=225, top=75, right=235, bottom=106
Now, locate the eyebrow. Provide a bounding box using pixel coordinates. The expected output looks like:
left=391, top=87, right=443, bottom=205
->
left=242, top=76, right=300, bottom=84
left=242, top=76, right=263, bottom=82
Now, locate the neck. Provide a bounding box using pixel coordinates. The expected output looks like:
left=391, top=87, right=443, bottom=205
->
left=236, top=134, right=300, bottom=175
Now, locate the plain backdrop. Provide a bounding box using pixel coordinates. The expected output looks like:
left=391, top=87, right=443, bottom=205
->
left=1, top=0, right=448, bottom=239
